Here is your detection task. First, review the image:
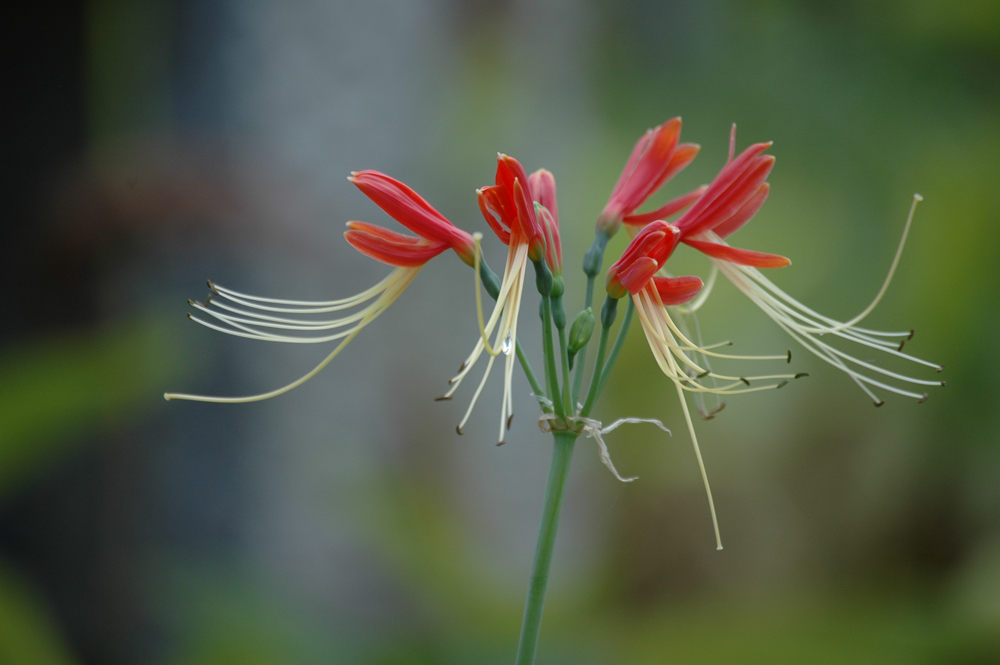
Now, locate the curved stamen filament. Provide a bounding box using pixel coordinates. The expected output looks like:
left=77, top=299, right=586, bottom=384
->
left=166, top=267, right=419, bottom=402
left=445, top=236, right=530, bottom=439
left=208, top=274, right=394, bottom=309
left=714, top=256, right=936, bottom=403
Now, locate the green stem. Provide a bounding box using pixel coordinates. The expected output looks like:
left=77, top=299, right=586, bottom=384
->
left=557, top=325, right=572, bottom=415
left=596, top=295, right=634, bottom=398
left=539, top=297, right=564, bottom=419
left=570, top=274, right=595, bottom=406
left=579, top=323, right=610, bottom=419
left=515, top=430, right=577, bottom=665
left=516, top=342, right=546, bottom=408
left=572, top=230, right=609, bottom=410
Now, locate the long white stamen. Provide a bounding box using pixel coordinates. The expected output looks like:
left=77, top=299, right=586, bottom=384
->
left=714, top=253, right=937, bottom=403
left=166, top=267, right=419, bottom=402
left=676, top=265, right=718, bottom=315
left=448, top=235, right=530, bottom=438
left=208, top=275, right=393, bottom=308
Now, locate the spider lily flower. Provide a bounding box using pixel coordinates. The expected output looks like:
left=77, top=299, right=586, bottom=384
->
left=609, top=220, right=800, bottom=550
left=164, top=171, right=474, bottom=404
left=442, top=154, right=544, bottom=444
left=671, top=128, right=943, bottom=406
left=597, top=117, right=704, bottom=237
left=349, top=170, right=477, bottom=266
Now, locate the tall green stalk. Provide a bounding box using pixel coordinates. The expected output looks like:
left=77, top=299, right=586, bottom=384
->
left=515, top=429, right=578, bottom=665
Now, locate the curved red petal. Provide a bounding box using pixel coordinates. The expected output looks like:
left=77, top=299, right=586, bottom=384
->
left=528, top=169, right=558, bottom=227
left=651, top=275, right=703, bottom=305
left=477, top=187, right=512, bottom=245
left=345, top=221, right=423, bottom=245
left=713, top=183, right=770, bottom=239
left=619, top=257, right=660, bottom=294
left=679, top=155, right=775, bottom=238
left=345, top=229, right=447, bottom=267
left=674, top=142, right=772, bottom=234
left=683, top=238, right=790, bottom=268
left=623, top=185, right=708, bottom=227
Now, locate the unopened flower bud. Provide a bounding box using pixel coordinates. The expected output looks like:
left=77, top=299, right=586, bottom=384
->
left=568, top=308, right=595, bottom=355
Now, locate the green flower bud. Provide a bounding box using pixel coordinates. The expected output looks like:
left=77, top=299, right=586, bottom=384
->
left=568, top=308, right=596, bottom=356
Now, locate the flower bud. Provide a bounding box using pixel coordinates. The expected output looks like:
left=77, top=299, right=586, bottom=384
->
left=568, top=308, right=595, bottom=355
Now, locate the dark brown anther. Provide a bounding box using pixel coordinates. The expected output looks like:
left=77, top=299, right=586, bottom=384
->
left=937, top=364, right=944, bottom=373
left=207, top=280, right=220, bottom=294
left=897, top=340, right=906, bottom=352
left=697, top=370, right=710, bottom=379
left=917, top=393, right=929, bottom=404
left=787, top=350, right=792, bottom=363
left=908, top=329, right=915, bottom=340
left=940, top=381, right=947, bottom=387
left=507, top=414, right=514, bottom=430
left=434, top=395, right=452, bottom=401
left=458, top=361, right=466, bottom=372
left=187, top=299, right=196, bottom=306
left=794, top=373, right=809, bottom=379
left=186, top=313, right=194, bottom=320
left=496, top=440, right=506, bottom=447
left=776, top=380, right=789, bottom=389
left=205, top=294, right=213, bottom=307
left=740, top=377, right=750, bottom=386
left=873, top=400, right=885, bottom=407
left=456, top=425, right=464, bottom=435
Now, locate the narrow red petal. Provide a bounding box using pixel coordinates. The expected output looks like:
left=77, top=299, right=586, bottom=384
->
left=477, top=187, right=511, bottom=245
left=645, top=142, right=700, bottom=196
left=619, top=257, right=660, bottom=294
left=345, top=221, right=423, bottom=245
left=345, top=228, right=447, bottom=267
left=608, top=130, right=653, bottom=204
left=651, top=275, right=704, bottom=306
left=674, top=142, right=771, bottom=233
left=617, top=118, right=682, bottom=212
left=683, top=238, right=790, bottom=268
left=349, top=170, right=470, bottom=254
left=538, top=205, right=561, bottom=273
left=623, top=185, right=707, bottom=227
left=512, top=178, right=544, bottom=258
left=679, top=155, right=775, bottom=238
left=713, top=183, right=769, bottom=239
left=528, top=169, right=558, bottom=227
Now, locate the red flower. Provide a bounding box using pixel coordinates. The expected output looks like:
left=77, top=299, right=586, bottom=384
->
left=605, top=220, right=703, bottom=302
left=672, top=139, right=789, bottom=269
left=349, top=170, right=476, bottom=266
left=477, top=154, right=546, bottom=263
left=344, top=221, right=449, bottom=267
left=598, top=118, right=702, bottom=236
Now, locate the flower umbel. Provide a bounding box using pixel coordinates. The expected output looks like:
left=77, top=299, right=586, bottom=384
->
left=167, top=122, right=944, bottom=665
left=164, top=171, right=473, bottom=403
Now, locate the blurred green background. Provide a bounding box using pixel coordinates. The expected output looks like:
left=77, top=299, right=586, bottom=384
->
left=3, top=0, right=998, bottom=663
